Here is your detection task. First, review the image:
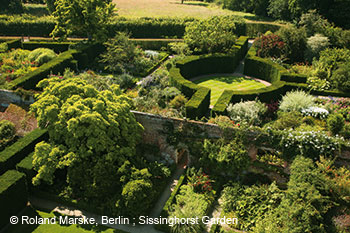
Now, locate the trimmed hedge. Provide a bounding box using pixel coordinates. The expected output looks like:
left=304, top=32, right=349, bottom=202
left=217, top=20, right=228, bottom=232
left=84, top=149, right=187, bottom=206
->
left=169, top=37, right=249, bottom=119
left=212, top=81, right=287, bottom=115
left=280, top=73, right=307, bottom=83
left=141, top=52, right=169, bottom=77
left=6, top=39, right=22, bottom=50
left=155, top=174, right=186, bottom=233
left=8, top=50, right=77, bottom=90
left=186, top=87, right=211, bottom=119
left=0, top=170, right=27, bottom=229
left=0, top=15, right=284, bottom=38
left=0, top=129, right=48, bottom=175
left=16, top=152, right=35, bottom=187
left=131, top=39, right=182, bottom=50
left=244, top=55, right=284, bottom=83
left=22, top=41, right=74, bottom=53
left=8, top=43, right=105, bottom=90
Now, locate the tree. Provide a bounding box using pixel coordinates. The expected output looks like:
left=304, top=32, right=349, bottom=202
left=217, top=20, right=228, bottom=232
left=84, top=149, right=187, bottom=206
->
left=184, top=16, right=239, bottom=54
left=51, top=0, right=116, bottom=41
left=30, top=77, right=143, bottom=201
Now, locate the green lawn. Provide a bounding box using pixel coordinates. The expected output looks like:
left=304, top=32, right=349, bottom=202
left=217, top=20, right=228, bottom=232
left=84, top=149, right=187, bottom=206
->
left=193, top=75, right=267, bottom=106
left=5, top=207, right=127, bottom=233
left=113, top=0, right=267, bottom=19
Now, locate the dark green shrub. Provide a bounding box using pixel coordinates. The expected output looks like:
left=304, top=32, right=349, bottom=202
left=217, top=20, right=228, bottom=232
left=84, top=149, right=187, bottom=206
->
left=0, top=0, right=23, bottom=13
left=331, top=63, right=350, bottom=92
left=253, top=34, right=286, bottom=59
left=0, top=170, right=27, bottom=229
left=327, top=113, right=345, bottom=135
left=276, top=25, right=307, bottom=63
left=271, top=111, right=303, bottom=130
left=0, top=129, right=48, bottom=175
left=115, top=73, right=136, bottom=90
left=0, top=120, right=16, bottom=140
left=45, top=0, right=57, bottom=13
left=121, top=179, right=154, bottom=217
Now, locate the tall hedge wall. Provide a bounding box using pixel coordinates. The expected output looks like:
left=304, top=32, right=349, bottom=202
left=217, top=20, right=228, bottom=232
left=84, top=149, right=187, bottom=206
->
left=0, top=129, right=48, bottom=175
left=22, top=41, right=74, bottom=53
left=169, top=36, right=249, bottom=119
left=186, top=87, right=211, bottom=119
left=0, top=16, right=283, bottom=38
left=0, top=170, right=27, bottom=229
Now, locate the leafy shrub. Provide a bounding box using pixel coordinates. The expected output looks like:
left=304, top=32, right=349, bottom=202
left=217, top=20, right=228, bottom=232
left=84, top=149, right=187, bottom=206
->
left=115, top=73, right=136, bottom=90
left=276, top=26, right=307, bottom=63
left=267, top=0, right=290, bottom=20
left=327, top=113, right=345, bottom=135
left=1, top=0, right=23, bottom=13
left=254, top=34, right=286, bottom=59
left=28, top=48, right=57, bottom=66
left=331, top=63, right=350, bottom=92
left=341, top=123, right=350, bottom=139
left=275, top=129, right=342, bottom=159
left=121, top=179, right=154, bottom=217
left=208, top=115, right=237, bottom=129
left=304, top=34, right=329, bottom=62
left=169, top=95, right=187, bottom=109
left=100, top=32, right=153, bottom=76
left=168, top=42, right=192, bottom=56
left=227, top=100, right=267, bottom=126
left=184, top=16, right=238, bottom=54
left=314, top=48, right=350, bottom=81
left=0, top=120, right=15, bottom=140
left=161, top=87, right=181, bottom=102
left=301, top=106, right=329, bottom=119
left=270, top=111, right=303, bottom=130
left=279, top=90, right=315, bottom=112
left=299, top=10, right=331, bottom=37
left=222, top=182, right=282, bottom=231
left=200, top=138, right=250, bottom=176
left=168, top=185, right=208, bottom=233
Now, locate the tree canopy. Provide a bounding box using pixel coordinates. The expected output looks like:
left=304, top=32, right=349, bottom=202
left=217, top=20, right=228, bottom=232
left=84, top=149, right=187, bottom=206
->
left=51, top=0, right=116, bottom=41
left=30, top=77, right=143, bottom=200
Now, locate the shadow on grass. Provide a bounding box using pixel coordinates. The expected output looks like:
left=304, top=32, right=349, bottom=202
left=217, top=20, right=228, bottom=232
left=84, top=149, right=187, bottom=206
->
left=243, top=14, right=275, bottom=22
left=4, top=207, right=40, bottom=233
left=194, top=76, right=246, bottom=85
left=172, top=1, right=209, bottom=7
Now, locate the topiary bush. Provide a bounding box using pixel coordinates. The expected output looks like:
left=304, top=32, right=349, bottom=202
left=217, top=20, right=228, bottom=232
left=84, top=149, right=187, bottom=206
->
left=327, top=113, right=345, bottom=135
left=279, top=90, right=315, bottom=112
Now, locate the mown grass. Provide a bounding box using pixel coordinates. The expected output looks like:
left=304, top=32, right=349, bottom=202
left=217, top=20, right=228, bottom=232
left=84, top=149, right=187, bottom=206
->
left=193, top=75, right=267, bottom=106
left=113, top=0, right=265, bottom=19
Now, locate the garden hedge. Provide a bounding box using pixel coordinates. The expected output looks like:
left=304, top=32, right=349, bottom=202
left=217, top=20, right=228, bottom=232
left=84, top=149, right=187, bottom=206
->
left=131, top=38, right=182, bottom=50
left=22, top=41, right=74, bottom=53
left=8, top=50, right=77, bottom=90
left=185, top=87, right=211, bottom=119
left=16, top=152, right=35, bottom=187
left=8, top=43, right=105, bottom=90
left=0, top=16, right=283, bottom=38
left=155, top=174, right=186, bottom=233
left=0, top=129, right=48, bottom=175
left=141, top=52, right=169, bottom=77
left=0, top=170, right=27, bottom=229
left=169, top=37, right=249, bottom=119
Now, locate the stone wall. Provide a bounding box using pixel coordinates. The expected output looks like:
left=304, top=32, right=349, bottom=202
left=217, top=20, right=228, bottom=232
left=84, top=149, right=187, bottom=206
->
left=0, top=89, right=34, bottom=107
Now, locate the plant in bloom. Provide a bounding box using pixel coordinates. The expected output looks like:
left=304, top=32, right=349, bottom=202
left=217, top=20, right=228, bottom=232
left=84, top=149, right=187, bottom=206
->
left=301, top=106, right=329, bottom=119
left=254, top=34, right=286, bottom=59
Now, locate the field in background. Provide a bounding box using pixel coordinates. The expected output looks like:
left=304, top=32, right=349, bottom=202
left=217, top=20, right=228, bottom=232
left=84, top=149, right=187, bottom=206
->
left=113, top=0, right=260, bottom=19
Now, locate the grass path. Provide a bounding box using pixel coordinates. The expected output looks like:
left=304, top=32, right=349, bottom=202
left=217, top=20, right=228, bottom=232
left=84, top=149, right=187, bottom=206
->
left=113, top=0, right=258, bottom=19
